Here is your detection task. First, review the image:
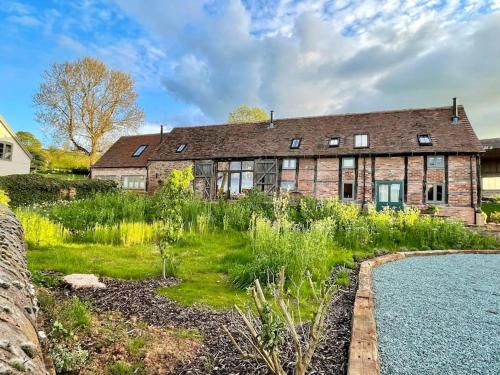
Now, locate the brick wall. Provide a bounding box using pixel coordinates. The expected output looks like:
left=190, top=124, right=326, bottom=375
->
left=297, top=158, right=315, bottom=195
left=407, top=156, right=423, bottom=205
left=448, top=155, right=476, bottom=207
left=316, top=158, right=339, bottom=199
left=374, top=156, right=405, bottom=180
left=147, top=160, right=193, bottom=194
left=356, top=156, right=372, bottom=204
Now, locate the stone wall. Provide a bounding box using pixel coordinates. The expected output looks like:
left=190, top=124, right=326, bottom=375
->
left=0, top=206, right=50, bottom=374
left=91, top=167, right=147, bottom=190
left=147, top=160, right=194, bottom=193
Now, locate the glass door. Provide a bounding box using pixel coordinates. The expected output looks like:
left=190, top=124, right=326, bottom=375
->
left=376, top=181, right=403, bottom=210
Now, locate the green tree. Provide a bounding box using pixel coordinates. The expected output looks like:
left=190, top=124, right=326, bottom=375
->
left=228, top=105, right=269, bottom=124
left=16, top=131, right=47, bottom=171
left=34, top=56, right=144, bottom=165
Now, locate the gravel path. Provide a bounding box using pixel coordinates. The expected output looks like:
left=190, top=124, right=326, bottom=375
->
left=372, top=254, right=500, bottom=375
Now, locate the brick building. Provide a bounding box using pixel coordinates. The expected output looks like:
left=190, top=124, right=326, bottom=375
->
left=480, top=138, right=500, bottom=198
left=91, top=133, right=163, bottom=191
left=93, top=101, right=485, bottom=224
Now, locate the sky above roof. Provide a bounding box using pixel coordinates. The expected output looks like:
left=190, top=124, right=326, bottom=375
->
left=1, top=0, right=499, bottom=145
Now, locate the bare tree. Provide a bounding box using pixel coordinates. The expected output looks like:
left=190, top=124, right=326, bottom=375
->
left=34, top=56, right=144, bottom=164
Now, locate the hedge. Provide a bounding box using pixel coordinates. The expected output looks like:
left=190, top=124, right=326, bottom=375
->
left=0, top=174, right=118, bottom=207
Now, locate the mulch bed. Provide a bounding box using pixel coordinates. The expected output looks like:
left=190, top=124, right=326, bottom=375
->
left=55, top=270, right=358, bottom=374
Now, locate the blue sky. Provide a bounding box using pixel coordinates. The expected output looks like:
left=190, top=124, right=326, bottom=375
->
left=1, top=0, right=500, bottom=146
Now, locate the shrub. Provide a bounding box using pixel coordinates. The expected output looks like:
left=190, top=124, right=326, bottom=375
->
left=0, top=174, right=117, bottom=207
left=0, top=188, right=10, bottom=206
left=491, top=211, right=500, bottom=224
left=51, top=345, right=89, bottom=373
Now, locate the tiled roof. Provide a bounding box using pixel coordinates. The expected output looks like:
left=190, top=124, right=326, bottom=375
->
left=92, top=133, right=162, bottom=168
left=150, top=105, right=483, bottom=161
left=481, top=138, right=500, bottom=150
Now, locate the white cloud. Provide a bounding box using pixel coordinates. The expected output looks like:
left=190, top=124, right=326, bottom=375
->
left=87, top=1, right=500, bottom=137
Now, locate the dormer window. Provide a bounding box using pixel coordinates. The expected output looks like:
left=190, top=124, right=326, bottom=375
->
left=329, top=137, right=340, bottom=147
left=354, top=134, right=368, bottom=148
left=176, top=144, right=187, bottom=153
left=132, top=145, right=148, bottom=157
left=418, top=134, right=432, bottom=146
left=290, top=138, right=301, bottom=149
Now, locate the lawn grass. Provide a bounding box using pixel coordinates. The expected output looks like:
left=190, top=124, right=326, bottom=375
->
left=28, top=243, right=161, bottom=279
left=157, top=231, right=252, bottom=309
left=482, top=202, right=500, bottom=220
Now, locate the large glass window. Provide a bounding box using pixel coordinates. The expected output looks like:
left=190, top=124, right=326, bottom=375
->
left=122, top=175, right=146, bottom=190
left=223, top=160, right=254, bottom=197
left=354, top=134, right=368, bottom=148
left=427, top=155, right=444, bottom=168
left=342, top=181, right=355, bottom=200
left=427, top=183, right=444, bottom=203
left=0, top=143, right=13, bottom=161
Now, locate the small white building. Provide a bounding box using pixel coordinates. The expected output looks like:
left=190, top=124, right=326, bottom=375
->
left=0, top=115, right=32, bottom=176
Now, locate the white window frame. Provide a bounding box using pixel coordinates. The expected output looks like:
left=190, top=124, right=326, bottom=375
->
left=354, top=134, right=368, bottom=148
left=427, top=155, right=444, bottom=169
left=122, top=175, right=146, bottom=190
left=282, top=158, right=297, bottom=170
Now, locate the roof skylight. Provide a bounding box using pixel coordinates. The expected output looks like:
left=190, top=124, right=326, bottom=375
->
left=290, top=138, right=301, bottom=149
left=418, top=134, right=432, bottom=146
left=132, top=145, right=148, bottom=157
left=176, top=144, right=187, bottom=153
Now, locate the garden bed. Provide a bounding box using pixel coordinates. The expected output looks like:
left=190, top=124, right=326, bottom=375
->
left=371, top=252, right=500, bottom=375
left=51, top=270, right=358, bottom=374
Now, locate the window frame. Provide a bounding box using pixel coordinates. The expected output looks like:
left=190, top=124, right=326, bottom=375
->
left=427, top=155, right=444, bottom=169
left=354, top=134, right=369, bottom=148
left=131, top=144, right=148, bottom=157
left=426, top=183, right=445, bottom=204
left=121, top=175, right=146, bottom=190
left=176, top=144, right=187, bottom=153
left=0, top=142, right=13, bottom=161
left=342, top=180, right=355, bottom=201
left=418, top=134, right=432, bottom=146
left=220, top=160, right=254, bottom=197
left=328, top=137, right=340, bottom=148
left=290, top=138, right=301, bottom=149
left=342, top=157, right=355, bottom=169
left=282, top=158, right=297, bottom=170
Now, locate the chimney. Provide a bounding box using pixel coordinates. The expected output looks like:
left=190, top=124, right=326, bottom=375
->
left=160, top=125, right=164, bottom=143
left=268, top=110, right=275, bottom=129
left=451, top=98, right=459, bottom=124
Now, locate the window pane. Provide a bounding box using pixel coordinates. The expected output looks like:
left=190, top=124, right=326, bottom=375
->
left=241, top=172, right=253, bottom=190
left=390, top=184, right=401, bottom=203
left=230, top=172, right=241, bottom=196
left=217, top=172, right=228, bottom=193
left=282, top=159, right=297, bottom=170
left=355, top=134, right=368, bottom=147
left=0, top=144, right=3, bottom=159
left=133, top=145, right=147, bottom=156
left=342, top=158, right=355, bottom=169
left=436, top=184, right=443, bottom=201
left=329, top=137, right=339, bottom=147
left=230, top=161, right=242, bottom=171
left=343, top=182, right=354, bottom=199
left=291, top=139, right=301, bottom=148
left=427, top=185, right=434, bottom=201
left=419, top=135, right=431, bottom=144
left=280, top=181, right=296, bottom=191
left=379, top=184, right=389, bottom=202
left=242, top=161, right=254, bottom=170
left=4, top=144, right=12, bottom=159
